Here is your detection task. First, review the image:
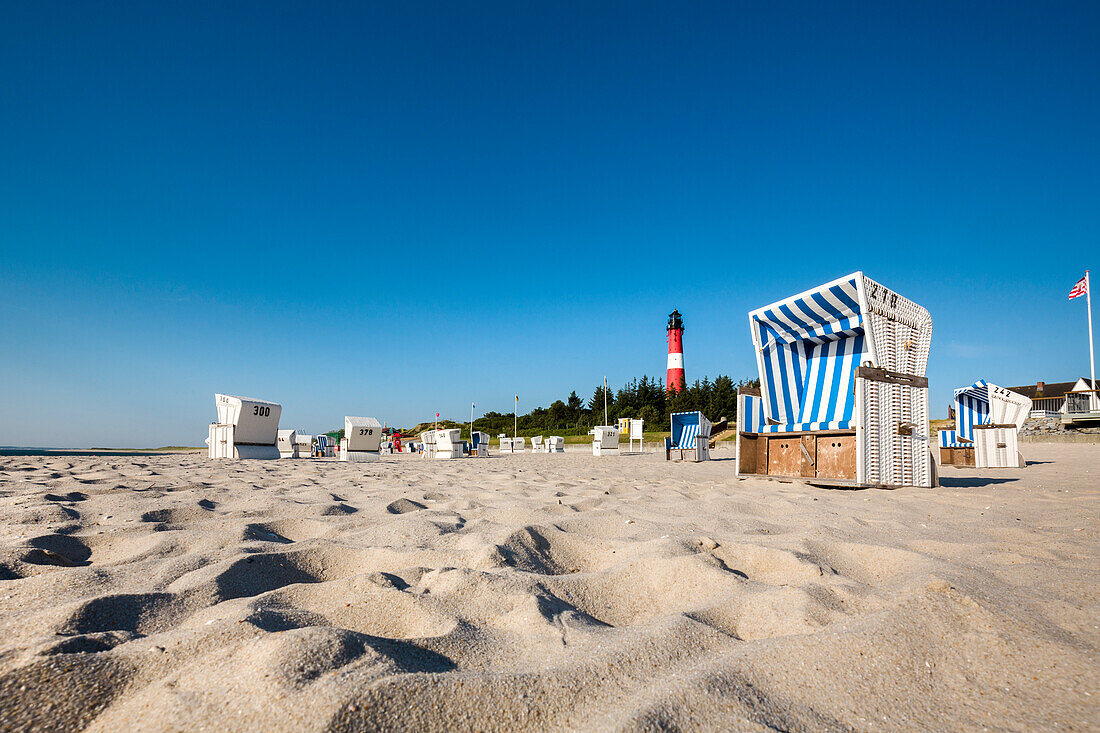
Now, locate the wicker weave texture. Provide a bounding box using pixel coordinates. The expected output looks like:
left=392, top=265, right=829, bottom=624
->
left=858, top=378, right=932, bottom=488
left=861, top=275, right=932, bottom=376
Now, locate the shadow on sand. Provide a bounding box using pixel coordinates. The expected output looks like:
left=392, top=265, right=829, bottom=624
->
left=937, top=477, right=1019, bottom=488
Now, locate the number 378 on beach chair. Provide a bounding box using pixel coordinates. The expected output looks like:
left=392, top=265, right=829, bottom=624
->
left=939, top=381, right=1031, bottom=468
left=735, top=273, right=936, bottom=488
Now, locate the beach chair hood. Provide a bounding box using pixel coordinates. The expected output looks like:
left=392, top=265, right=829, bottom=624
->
left=748, top=272, right=931, bottom=433
left=670, top=412, right=712, bottom=449
left=954, top=380, right=1031, bottom=433
left=214, top=394, right=282, bottom=446
left=345, top=416, right=383, bottom=452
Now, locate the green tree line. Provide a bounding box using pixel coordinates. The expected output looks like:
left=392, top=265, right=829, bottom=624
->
left=433, top=374, right=758, bottom=438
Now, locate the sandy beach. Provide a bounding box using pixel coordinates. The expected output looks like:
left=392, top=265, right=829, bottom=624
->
left=1, top=444, right=1097, bottom=731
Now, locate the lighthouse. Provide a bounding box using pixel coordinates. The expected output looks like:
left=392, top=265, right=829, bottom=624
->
left=666, top=309, right=685, bottom=393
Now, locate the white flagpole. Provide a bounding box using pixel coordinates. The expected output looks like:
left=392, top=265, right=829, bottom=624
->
left=603, top=376, right=608, bottom=426
left=514, top=395, right=518, bottom=439
left=1088, top=270, right=1095, bottom=389
left=470, top=403, right=475, bottom=442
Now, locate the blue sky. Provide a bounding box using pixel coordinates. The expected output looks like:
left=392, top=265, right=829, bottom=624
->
left=1, top=1, right=1097, bottom=447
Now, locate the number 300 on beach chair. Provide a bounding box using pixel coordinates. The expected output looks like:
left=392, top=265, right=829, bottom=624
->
left=735, top=273, right=936, bottom=488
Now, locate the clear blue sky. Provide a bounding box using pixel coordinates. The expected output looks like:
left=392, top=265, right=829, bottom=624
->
left=1, top=2, right=1097, bottom=447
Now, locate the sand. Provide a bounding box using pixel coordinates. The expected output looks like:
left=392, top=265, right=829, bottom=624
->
left=0, top=444, right=1097, bottom=731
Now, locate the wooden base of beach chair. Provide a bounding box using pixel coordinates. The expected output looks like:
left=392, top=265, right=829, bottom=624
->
left=737, top=430, right=857, bottom=481
left=939, top=447, right=976, bottom=467
left=665, top=445, right=710, bottom=462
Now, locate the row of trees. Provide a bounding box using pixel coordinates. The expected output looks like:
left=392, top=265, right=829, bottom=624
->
left=451, top=374, right=758, bottom=437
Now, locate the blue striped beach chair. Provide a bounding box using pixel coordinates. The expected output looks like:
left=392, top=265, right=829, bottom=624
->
left=665, top=411, right=713, bottom=461
left=316, top=434, right=329, bottom=457
left=939, top=380, right=1031, bottom=468
left=735, top=273, right=935, bottom=488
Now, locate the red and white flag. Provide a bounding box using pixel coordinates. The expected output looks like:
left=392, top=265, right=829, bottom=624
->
left=1069, top=274, right=1089, bottom=300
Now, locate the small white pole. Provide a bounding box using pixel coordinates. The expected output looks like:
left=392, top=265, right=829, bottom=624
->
left=514, top=395, right=518, bottom=439
left=470, top=403, right=475, bottom=443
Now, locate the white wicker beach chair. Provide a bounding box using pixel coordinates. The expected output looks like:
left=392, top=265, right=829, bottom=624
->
left=547, top=436, right=565, bottom=453
left=939, top=380, right=1031, bottom=468
left=277, top=429, right=299, bottom=459
left=471, top=431, right=490, bottom=457
left=735, top=272, right=935, bottom=488
left=590, top=426, right=620, bottom=456
left=434, top=429, right=463, bottom=459
left=341, top=416, right=383, bottom=462
left=530, top=436, right=544, bottom=453
left=295, top=433, right=313, bottom=458
left=419, top=430, right=438, bottom=458
left=629, top=419, right=644, bottom=452
left=208, top=394, right=282, bottom=460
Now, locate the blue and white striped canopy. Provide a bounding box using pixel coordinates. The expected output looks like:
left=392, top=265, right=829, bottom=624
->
left=749, top=274, right=867, bottom=432
left=670, top=411, right=710, bottom=449
left=739, top=393, right=765, bottom=434
left=937, top=429, right=973, bottom=449
left=953, top=379, right=990, bottom=441
left=317, top=435, right=329, bottom=449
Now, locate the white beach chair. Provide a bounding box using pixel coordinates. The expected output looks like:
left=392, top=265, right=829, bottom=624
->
left=629, top=419, right=644, bottom=452
left=665, top=412, right=711, bottom=461
left=207, top=394, right=282, bottom=460
left=735, top=272, right=935, bottom=488
left=530, top=436, right=544, bottom=453
left=547, top=436, right=565, bottom=453
left=590, top=426, right=620, bottom=456
left=340, top=416, right=383, bottom=462
left=277, top=429, right=299, bottom=459
left=434, top=429, right=463, bottom=459
left=471, top=431, right=490, bottom=457
left=419, top=430, right=438, bottom=458
left=939, top=380, right=1031, bottom=468
left=295, top=434, right=313, bottom=458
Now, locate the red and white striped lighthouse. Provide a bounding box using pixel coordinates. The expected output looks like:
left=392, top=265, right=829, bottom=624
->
left=666, top=309, right=685, bottom=393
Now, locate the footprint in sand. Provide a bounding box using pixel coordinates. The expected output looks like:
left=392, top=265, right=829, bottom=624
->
left=43, top=491, right=88, bottom=503
left=21, top=534, right=92, bottom=567
left=321, top=503, right=358, bottom=515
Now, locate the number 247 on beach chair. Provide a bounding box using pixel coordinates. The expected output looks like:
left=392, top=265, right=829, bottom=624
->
left=735, top=272, right=936, bottom=488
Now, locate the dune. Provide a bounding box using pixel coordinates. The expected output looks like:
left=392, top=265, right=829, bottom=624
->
left=0, top=444, right=1097, bottom=731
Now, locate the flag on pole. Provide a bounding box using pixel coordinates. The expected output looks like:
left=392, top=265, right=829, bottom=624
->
left=1069, top=274, right=1089, bottom=299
